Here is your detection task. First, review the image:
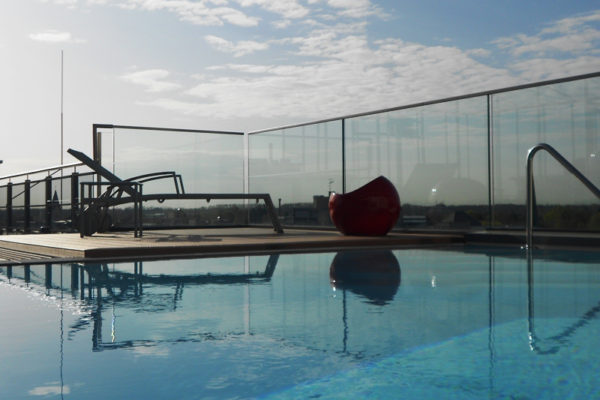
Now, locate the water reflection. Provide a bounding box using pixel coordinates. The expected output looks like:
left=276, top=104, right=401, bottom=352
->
left=526, top=251, right=600, bottom=355
left=85, top=255, right=279, bottom=351
left=2, top=249, right=600, bottom=399
left=329, top=250, right=401, bottom=305
left=0, top=255, right=279, bottom=353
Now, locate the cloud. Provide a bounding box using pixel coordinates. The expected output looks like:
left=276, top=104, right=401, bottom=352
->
left=494, top=9, right=600, bottom=56
left=272, top=19, right=292, bottom=29
left=120, top=69, right=181, bottom=92
left=204, top=35, right=269, bottom=57
left=234, top=0, right=309, bottom=19
left=324, top=0, right=387, bottom=19
left=79, top=0, right=260, bottom=27
left=467, top=48, right=491, bottom=57
left=47, top=0, right=389, bottom=27
left=29, top=384, right=71, bottom=396
left=29, top=30, right=85, bottom=44
left=174, top=35, right=514, bottom=121
left=40, top=0, right=78, bottom=8
left=507, top=56, right=600, bottom=82
left=138, top=98, right=202, bottom=114
left=114, top=5, right=598, bottom=127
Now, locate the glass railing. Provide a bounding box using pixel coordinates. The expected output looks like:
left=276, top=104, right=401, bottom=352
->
left=248, top=121, right=343, bottom=226
left=2, top=73, right=598, bottom=234
left=492, top=77, right=600, bottom=230
left=248, top=72, right=600, bottom=231
left=345, top=97, right=489, bottom=229
left=94, top=124, right=250, bottom=229
left=0, top=164, right=93, bottom=233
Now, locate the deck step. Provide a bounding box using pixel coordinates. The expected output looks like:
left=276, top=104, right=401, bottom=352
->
left=0, top=247, right=56, bottom=265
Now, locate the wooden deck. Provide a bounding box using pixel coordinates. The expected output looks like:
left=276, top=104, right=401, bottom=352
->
left=0, top=227, right=463, bottom=265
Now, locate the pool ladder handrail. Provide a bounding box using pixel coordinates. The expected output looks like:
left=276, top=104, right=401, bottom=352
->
left=526, top=143, right=600, bottom=249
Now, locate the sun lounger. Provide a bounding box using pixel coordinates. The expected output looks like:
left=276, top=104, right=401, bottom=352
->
left=67, top=148, right=283, bottom=237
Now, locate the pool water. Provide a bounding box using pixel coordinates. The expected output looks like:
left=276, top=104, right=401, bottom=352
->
left=0, top=246, right=599, bottom=399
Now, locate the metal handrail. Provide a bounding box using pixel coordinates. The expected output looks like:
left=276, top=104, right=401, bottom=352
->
left=0, top=162, right=85, bottom=182
left=526, top=143, right=600, bottom=249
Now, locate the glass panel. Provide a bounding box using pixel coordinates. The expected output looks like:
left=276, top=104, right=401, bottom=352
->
left=102, top=128, right=244, bottom=194
left=0, top=186, right=5, bottom=232
left=50, top=175, right=72, bottom=227
left=11, top=183, right=25, bottom=208
left=0, top=186, right=5, bottom=207
left=29, top=179, right=45, bottom=206
left=99, top=128, right=246, bottom=228
left=346, top=97, right=489, bottom=229
left=248, top=121, right=343, bottom=226
left=492, top=77, right=600, bottom=230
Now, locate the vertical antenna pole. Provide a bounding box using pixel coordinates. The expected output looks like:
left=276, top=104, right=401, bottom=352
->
left=61, top=49, right=64, bottom=165
left=60, top=50, right=64, bottom=206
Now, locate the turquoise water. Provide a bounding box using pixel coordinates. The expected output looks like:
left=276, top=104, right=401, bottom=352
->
left=0, top=247, right=599, bottom=399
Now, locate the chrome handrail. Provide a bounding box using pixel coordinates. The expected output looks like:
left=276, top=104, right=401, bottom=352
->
left=526, top=143, right=600, bottom=249
left=0, top=162, right=85, bottom=182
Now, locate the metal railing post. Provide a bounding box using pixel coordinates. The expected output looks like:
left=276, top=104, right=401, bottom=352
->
left=45, top=175, right=53, bottom=231
left=24, top=179, right=31, bottom=233
left=6, top=182, right=12, bottom=232
left=71, top=172, right=79, bottom=229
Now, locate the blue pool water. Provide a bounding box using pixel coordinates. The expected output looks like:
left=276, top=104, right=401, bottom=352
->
left=0, top=246, right=599, bottom=399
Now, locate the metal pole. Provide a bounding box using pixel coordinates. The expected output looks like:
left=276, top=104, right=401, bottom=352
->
left=24, top=180, right=31, bottom=233
left=342, top=118, right=346, bottom=194
left=45, top=176, right=53, bottom=231
left=60, top=50, right=64, bottom=204
left=60, top=50, right=64, bottom=166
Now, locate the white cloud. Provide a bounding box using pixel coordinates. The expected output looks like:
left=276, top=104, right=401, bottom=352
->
left=540, top=11, right=600, bottom=35
left=273, top=19, right=292, bottom=29
left=204, top=35, right=269, bottom=57
left=120, top=69, right=181, bottom=92
left=80, top=0, right=260, bottom=27
left=507, top=56, right=600, bottom=82
left=29, top=30, right=85, bottom=44
left=467, top=48, right=491, bottom=57
left=41, top=0, right=78, bottom=8
left=138, top=98, right=202, bottom=114
left=112, top=4, right=598, bottom=127
left=173, top=35, right=514, bottom=121
left=325, top=0, right=387, bottom=19
left=494, top=9, right=600, bottom=56
left=234, top=0, right=309, bottom=19
left=29, top=384, right=71, bottom=396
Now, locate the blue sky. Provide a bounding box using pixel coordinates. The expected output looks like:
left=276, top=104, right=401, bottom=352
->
left=1, top=0, right=599, bottom=174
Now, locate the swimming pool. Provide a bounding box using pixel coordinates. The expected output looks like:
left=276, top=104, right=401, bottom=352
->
left=0, top=246, right=599, bottom=399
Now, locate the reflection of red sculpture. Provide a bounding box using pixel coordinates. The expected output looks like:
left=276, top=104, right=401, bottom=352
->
left=329, top=176, right=401, bottom=236
left=330, top=250, right=401, bottom=305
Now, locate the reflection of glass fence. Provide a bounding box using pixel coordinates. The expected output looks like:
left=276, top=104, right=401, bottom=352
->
left=249, top=72, right=600, bottom=231
left=0, top=163, right=94, bottom=233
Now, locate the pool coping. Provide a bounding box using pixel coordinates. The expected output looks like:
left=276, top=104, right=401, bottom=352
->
left=0, top=227, right=598, bottom=265
left=0, top=228, right=463, bottom=265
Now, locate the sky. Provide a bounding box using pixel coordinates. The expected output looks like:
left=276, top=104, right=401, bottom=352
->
left=1, top=0, right=599, bottom=175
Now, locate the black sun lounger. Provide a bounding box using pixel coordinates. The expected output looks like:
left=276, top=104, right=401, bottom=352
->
left=67, top=148, right=283, bottom=237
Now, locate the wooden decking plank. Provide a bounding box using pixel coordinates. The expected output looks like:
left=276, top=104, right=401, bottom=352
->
left=0, top=228, right=464, bottom=263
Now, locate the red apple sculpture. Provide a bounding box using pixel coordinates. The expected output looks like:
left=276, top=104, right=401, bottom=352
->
left=329, top=176, right=401, bottom=236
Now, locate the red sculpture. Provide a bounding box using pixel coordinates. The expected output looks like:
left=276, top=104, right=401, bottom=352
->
left=329, top=176, right=401, bottom=236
